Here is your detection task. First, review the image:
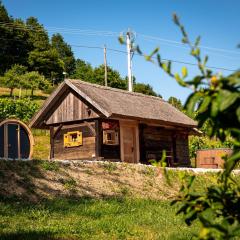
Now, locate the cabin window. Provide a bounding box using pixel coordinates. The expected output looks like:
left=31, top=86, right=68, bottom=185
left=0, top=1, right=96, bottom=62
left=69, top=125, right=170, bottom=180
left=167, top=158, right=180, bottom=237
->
left=103, top=130, right=119, bottom=145
left=64, top=131, right=82, bottom=147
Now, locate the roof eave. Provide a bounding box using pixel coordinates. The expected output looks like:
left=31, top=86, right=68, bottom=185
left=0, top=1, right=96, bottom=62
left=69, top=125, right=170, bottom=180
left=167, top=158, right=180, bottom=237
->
left=110, top=113, right=198, bottom=128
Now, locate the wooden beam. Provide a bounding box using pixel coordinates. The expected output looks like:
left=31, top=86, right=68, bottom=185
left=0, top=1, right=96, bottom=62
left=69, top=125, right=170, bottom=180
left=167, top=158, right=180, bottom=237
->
left=50, top=126, right=54, bottom=160
left=84, top=121, right=96, bottom=137
left=94, top=119, right=101, bottom=159
left=53, top=124, right=63, bottom=139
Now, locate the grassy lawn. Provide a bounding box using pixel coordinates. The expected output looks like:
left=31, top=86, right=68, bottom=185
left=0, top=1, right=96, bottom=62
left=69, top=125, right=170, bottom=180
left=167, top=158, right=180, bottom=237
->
left=32, top=130, right=50, bottom=160
left=0, top=197, right=198, bottom=240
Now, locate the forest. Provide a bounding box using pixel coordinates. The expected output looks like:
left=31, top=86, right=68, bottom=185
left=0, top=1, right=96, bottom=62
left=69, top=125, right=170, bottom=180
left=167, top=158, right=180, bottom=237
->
left=0, top=1, right=159, bottom=97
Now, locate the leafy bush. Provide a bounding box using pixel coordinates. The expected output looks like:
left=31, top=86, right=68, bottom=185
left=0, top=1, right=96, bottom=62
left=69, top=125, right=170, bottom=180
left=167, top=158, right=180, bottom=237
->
left=40, top=161, right=59, bottom=171
left=0, top=98, right=39, bottom=122
left=189, top=135, right=233, bottom=159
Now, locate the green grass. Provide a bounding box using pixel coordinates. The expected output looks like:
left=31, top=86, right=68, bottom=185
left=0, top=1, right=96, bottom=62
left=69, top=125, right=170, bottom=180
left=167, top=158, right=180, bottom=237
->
left=0, top=87, right=49, bottom=106
left=0, top=197, right=199, bottom=240
left=32, top=130, right=50, bottom=160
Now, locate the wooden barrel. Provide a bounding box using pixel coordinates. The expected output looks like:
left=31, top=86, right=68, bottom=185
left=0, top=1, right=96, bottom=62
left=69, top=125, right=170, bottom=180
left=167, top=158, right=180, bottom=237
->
left=0, top=119, right=34, bottom=159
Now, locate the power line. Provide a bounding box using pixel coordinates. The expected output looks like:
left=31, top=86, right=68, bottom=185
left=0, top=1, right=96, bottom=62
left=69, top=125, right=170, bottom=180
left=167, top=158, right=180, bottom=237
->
left=0, top=22, right=119, bottom=37
left=1, top=21, right=239, bottom=56
left=139, top=37, right=240, bottom=61
left=71, top=44, right=238, bottom=72
left=138, top=33, right=240, bottom=56
left=0, top=29, right=238, bottom=72
left=0, top=33, right=237, bottom=72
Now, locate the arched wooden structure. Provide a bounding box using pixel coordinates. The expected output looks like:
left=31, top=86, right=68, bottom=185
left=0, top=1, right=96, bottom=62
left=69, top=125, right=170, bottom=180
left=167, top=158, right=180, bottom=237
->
left=0, top=119, right=34, bottom=159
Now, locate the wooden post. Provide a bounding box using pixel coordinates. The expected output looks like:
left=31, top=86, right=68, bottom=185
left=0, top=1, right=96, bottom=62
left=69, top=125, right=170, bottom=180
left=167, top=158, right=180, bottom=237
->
left=95, top=119, right=101, bottom=159
left=3, top=124, right=8, bottom=159
left=104, top=45, right=107, bottom=87
left=17, top=124, right=20, bottom=159
left=50, top=126, right=54, bottom=160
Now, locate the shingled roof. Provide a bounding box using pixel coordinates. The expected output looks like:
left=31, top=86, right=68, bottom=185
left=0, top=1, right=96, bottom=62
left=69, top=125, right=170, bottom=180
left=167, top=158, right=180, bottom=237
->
left=30, top=79, right=197, bottom=128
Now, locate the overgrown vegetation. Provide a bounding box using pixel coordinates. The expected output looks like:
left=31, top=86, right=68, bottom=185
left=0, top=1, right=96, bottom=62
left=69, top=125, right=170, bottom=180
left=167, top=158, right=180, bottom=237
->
left=0, top=98, right=39, bottom=122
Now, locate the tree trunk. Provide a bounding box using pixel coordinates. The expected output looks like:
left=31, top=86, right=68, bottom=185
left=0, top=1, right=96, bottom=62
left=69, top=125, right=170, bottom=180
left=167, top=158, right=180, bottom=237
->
left=10, top=88, right=13, bottom=97
left=31, top=89, right=34, bottom=97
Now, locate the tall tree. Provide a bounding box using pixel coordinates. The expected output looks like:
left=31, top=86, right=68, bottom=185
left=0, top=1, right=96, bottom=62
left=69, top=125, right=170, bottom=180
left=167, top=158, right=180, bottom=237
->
left=51, top=33, right=75, bottom=76
left=26, top=17, right=50, bottom=51
left=0, top=2, right=30, bottom=74
left=28, top=48, right=64, bottom=83
left=93, top=65, right=127, bottom=89
left=168, top=96, right=183, bottom=110
left=134, top=82, right=161, bottom=97
left=70, top=59, right=94, bottom=81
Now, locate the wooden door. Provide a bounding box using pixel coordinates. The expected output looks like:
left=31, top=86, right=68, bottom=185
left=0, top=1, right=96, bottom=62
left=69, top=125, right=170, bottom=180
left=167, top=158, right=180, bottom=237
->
left=0, top=126, right=4, bottom=158
left=7, top=124, right=19, bottom=159
left=120, top=121, right=139, bottom=163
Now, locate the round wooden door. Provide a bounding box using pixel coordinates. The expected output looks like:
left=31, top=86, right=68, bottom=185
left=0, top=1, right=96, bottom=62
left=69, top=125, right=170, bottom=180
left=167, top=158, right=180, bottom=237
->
left=0, top=119, right=33, bottom=159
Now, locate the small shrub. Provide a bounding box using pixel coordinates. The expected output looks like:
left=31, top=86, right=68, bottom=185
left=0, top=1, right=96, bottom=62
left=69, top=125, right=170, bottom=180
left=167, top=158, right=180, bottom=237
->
left=40, top=161, right=59, bottom=171
left=63, top=178, right=77, bottom=191
left=140, top=167, right=155, bottom=177
left=102, top=162, right=118, bottom=173
left=119, top=186, right=130, bottom=196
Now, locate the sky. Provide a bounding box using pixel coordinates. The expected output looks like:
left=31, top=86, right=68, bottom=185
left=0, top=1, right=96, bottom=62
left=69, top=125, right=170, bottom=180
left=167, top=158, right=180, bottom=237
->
left=2, top=0, right=240, bottom=103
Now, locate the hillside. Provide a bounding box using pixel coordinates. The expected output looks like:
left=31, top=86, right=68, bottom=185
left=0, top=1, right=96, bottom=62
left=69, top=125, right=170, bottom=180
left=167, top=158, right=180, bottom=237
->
left=1, top=160, right=239, bottom=239
left=1, top=159, right=233, bottom=202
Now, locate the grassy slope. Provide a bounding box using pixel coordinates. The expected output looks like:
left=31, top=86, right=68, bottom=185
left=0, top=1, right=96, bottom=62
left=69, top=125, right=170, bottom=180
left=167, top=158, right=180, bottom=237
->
left=0, top=198, right=199, bottom=240
left=0, top=160, right=237, bottom=240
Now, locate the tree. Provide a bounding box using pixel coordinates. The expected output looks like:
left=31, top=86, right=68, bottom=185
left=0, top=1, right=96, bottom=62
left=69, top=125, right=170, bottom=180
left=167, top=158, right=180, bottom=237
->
left=131, top=14, right=240, bottom=239
left=134, top=82, right=161, bottom=97
left=93, top=65, right=127, bottom=89
left=0, top=64, right=26, bottom=96
left=0, top=2, right=30, bottom=74
left=51, top=33, right=75, bottom=76
left=28, top=48, right=64, bottom=83
left=168, top=96, right=183, bottom=110
left=70, top=59, right=94, bottom=81
left=22, top=71, right=49, bottom=96
left=26, top=17, right=50, bottom=51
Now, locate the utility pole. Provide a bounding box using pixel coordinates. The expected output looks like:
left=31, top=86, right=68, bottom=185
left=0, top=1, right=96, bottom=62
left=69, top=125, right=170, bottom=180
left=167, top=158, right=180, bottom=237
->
left=126, top=30, right=133, bottom=92
left=103, top=45, right=108, bottom=86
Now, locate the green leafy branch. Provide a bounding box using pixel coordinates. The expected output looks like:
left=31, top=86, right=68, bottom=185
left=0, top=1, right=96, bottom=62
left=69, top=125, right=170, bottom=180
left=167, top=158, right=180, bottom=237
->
left=119, top=13, right=240, bottom=240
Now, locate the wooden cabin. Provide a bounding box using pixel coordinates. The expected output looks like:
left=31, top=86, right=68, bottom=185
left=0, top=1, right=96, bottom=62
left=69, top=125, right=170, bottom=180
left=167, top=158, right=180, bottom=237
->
left=30, top=79, right=197, bottom=166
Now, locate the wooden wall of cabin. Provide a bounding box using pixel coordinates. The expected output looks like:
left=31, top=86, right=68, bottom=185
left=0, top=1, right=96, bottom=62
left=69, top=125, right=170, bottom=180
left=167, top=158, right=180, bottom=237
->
left=139, top=124, right=190, bottom=166
left=52, top=121, right=96, bottom=160
left=99, top=119, right=121, bottom=160
left=139, top=125, right=173, bottom=165
left=175, top=134, right=190, bottom=166
left=46, top=89, right=100, bottom=125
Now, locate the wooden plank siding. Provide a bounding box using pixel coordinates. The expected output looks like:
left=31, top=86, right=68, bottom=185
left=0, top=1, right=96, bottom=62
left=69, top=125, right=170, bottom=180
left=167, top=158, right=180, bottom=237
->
left=175, top=135, right=190, bottom=166
left=52, top=122, right=96, bottom=160
left=139, top=124, right=190, bottom=166
left=46, top=90, right=99, bottom=125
